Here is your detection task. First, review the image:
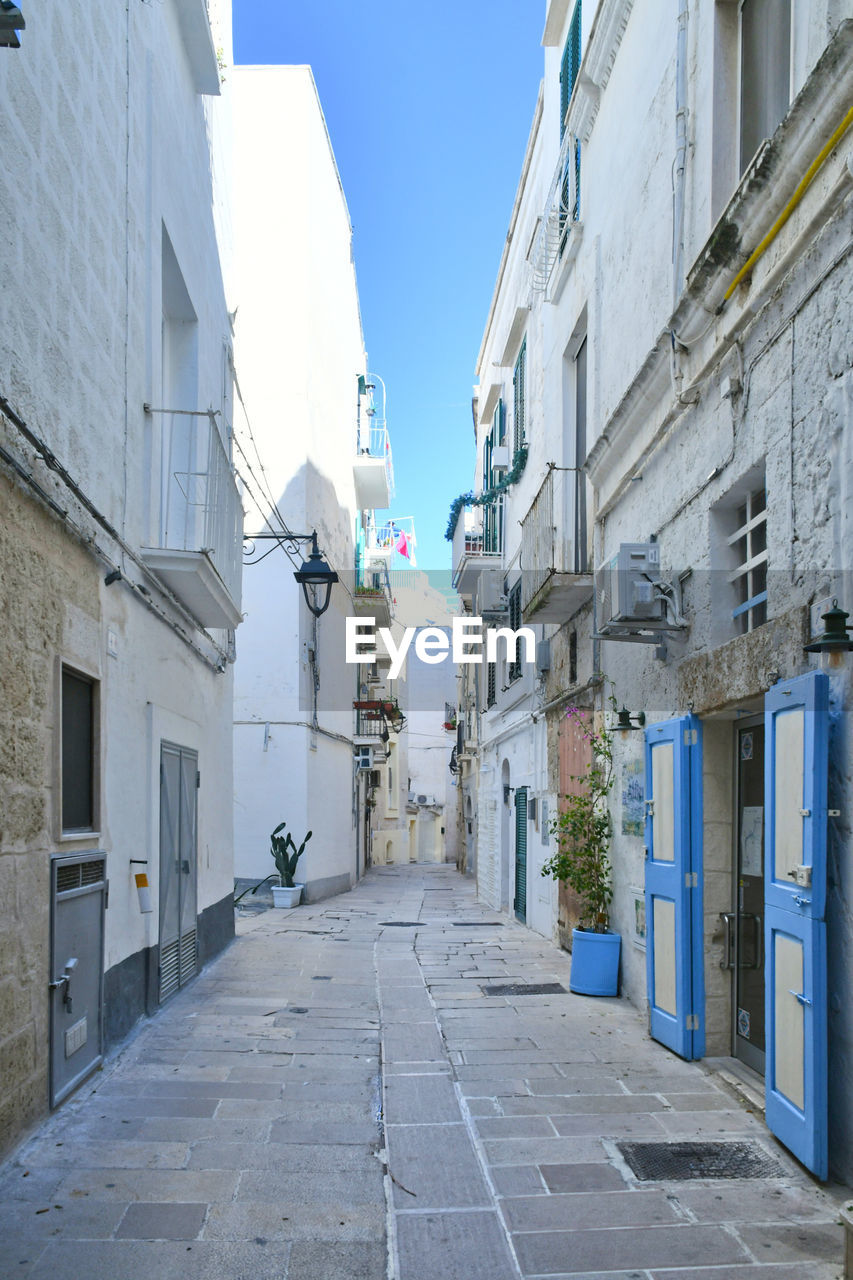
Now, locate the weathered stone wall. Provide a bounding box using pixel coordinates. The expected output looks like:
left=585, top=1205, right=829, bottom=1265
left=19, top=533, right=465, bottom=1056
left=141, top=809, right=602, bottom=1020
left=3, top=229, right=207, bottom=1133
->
left=0, top=474, right=99, bottom=1154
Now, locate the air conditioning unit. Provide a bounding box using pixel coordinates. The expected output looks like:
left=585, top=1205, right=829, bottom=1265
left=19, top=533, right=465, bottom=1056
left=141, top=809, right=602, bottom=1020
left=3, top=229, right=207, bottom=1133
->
left=536, top=639, right=551, bottom=676
left=355, top=746, right=374, bottom=770
left=477, top=569, right=507, bottom=620
left=597, top=542, right=669, bottom=631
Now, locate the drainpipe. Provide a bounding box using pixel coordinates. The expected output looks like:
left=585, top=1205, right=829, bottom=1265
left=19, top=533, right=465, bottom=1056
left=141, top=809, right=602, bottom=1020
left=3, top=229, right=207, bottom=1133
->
left=671, top=0, right=699, bottom=406
left=673, top=0, right=689, bottom=306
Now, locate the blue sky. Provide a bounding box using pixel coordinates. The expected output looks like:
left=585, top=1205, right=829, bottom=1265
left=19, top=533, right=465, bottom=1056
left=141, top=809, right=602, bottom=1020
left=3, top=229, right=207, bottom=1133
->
left=233, top=2, right=544, bottom=575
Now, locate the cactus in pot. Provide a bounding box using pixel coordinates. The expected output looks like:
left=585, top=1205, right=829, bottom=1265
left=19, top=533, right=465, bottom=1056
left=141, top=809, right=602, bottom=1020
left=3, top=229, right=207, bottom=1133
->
left=270, top=822, right=312, bottom=889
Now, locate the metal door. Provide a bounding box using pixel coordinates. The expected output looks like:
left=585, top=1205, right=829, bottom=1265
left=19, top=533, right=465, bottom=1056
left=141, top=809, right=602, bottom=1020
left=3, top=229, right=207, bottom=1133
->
left=49, top=851, right=106, bottom=1107
left=728, top=719, right=766, bottom=1073
left=764, top=672, right=828, bottom=1179
left=514, top=787, right=528, bottom=922
left=159, top=742, right=198, bottom=1003
left=644, top=715, right=704, bottom=1060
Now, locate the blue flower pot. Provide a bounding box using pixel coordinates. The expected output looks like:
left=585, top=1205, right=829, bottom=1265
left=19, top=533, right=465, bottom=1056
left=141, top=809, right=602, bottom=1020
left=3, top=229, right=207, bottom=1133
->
left=569, top=927, right=621, bottom=996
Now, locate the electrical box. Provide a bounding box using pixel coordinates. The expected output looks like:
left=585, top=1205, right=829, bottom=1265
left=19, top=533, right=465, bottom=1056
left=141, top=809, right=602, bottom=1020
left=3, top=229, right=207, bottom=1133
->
left=597, top=542, right=668, bottom=630
left=536, top=640, right=551, bottom=676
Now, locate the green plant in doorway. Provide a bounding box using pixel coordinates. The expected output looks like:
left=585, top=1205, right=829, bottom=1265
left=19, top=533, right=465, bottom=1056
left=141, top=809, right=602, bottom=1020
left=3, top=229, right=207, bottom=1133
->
left=541, top=697, right=616, bottom=932
left=271, top=822, right=313, bottom=887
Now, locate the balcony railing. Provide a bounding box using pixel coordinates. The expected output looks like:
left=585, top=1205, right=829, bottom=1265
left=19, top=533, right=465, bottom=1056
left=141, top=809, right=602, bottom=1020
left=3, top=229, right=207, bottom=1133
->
left=520, top=466, right=592, bottom=622
left=365, top=514, right=416, bottom=559
left=143, top=413, right=243, bottom=629
left=530, top=127, right=581, bottom=294
left=451, top=496, right=505, bottom=597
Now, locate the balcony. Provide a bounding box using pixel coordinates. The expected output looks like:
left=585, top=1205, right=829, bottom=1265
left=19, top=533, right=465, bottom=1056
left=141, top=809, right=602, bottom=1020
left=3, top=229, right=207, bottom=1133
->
left=142, top=414, right=243, bottom=630
left=530, top=127, right=582, bottom=298
left=451, top=496, right=504, bottom=598
left=520, top=467, right=592, bottom=622
left=364, top=514, right=416, bottom=563
left=353, top=422, right=395, bottom=511
left=353, top=560, right=393, bottom=628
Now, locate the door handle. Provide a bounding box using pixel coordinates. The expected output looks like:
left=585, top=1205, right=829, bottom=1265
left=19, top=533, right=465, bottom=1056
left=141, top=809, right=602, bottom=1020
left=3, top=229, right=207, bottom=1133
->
left=182, top=859, right=190, bottom=875
left=719, top=913, right=735, bottom=970
left=49, top=957, right=78, bottom=1012
left=788, top=989, right=812, bottom=1007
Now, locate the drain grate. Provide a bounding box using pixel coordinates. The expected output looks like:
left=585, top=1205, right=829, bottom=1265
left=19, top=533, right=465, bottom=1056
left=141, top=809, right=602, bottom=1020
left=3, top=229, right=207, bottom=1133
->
left=617, top=1140, right=785, bottom=1182
left=482, top=982, right=567, bottom=996
left=379, top=921, right=421, bottom=927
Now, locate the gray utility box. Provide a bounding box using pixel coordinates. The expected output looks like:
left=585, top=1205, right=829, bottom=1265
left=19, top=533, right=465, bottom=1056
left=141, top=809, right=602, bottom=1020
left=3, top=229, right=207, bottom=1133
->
left=49, top=851, right=107, bottom=1107
left=597, top=542, right=668, bottom=631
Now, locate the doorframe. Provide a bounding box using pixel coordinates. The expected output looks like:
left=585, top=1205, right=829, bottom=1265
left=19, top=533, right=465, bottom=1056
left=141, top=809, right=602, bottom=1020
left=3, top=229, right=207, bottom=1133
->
left=731, top=713, right=766, bottom=1075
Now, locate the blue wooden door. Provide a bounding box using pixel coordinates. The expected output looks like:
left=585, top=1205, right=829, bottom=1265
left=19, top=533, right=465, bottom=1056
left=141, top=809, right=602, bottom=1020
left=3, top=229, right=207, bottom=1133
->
left=644, top=715, right=704, bottom=1060
left=764, top=672, right=829, bottom=1179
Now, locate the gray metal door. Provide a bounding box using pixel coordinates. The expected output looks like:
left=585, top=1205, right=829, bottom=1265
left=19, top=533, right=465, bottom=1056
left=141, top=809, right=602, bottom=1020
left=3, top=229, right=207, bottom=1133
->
left=159, top=742, right=198, bottom=1002
left=49, top=851, right=106, bottom=1107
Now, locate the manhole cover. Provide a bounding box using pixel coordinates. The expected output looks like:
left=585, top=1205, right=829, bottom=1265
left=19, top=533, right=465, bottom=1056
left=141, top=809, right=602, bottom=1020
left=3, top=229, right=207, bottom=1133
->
left=379, top=921, right=421, bottom=927
left=452, top=922, right=504, bottom=928
left=482, top=982, right=567, bottom=996
left=617, top=1141, right=785, bottom=1181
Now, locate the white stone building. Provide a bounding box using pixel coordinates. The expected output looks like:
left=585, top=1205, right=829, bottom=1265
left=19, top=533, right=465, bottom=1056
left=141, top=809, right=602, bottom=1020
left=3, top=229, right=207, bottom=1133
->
left=0, top=0, right=240, bottom=1153
left=456, top=0, right=853, bottom=1183
left=231, top=66, right=397, bottom=900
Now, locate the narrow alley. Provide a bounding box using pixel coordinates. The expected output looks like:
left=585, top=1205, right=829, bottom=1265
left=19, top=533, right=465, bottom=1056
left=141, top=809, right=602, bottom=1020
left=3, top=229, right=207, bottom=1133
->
left=0, top=865, right=844, bottom=1280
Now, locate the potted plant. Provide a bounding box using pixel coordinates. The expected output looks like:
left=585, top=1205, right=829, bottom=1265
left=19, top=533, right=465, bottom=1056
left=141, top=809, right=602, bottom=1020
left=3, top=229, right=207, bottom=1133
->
left=270, top=822, right=312, bottom=908
left=541, top=702, right=621, bottom=996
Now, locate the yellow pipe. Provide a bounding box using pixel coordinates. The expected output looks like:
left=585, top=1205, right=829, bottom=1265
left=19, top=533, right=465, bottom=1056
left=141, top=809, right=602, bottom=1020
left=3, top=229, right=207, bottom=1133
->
left=724, top=102, right=853, bottom=302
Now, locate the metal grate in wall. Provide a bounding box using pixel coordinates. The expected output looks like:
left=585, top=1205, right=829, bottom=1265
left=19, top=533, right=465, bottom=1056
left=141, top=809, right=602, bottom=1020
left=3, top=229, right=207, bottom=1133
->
left=617, top=1140, right=785, bottom=1182
left=56, top=859, right=105, bottom=895
left=159, top=939, right=180, bottom=1003
left=180, top=928, right=197, bottom=983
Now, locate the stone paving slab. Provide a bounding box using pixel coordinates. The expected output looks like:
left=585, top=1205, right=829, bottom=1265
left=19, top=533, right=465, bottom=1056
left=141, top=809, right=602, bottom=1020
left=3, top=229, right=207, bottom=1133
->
left=0, top=864, right=846, bottom=1280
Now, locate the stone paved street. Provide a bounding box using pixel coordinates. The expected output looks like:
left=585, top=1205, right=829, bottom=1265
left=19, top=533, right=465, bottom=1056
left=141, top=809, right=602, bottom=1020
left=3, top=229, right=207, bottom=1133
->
left=0, top=864, right=846, bottom=1279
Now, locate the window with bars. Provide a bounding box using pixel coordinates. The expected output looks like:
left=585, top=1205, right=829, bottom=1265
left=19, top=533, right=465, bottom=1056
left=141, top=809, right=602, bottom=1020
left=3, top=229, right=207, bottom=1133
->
left=513, top=339, right=527, bottom=454
left=730, top=486, right=768, bottom=633
left=508, top=581, right=523, bottom=682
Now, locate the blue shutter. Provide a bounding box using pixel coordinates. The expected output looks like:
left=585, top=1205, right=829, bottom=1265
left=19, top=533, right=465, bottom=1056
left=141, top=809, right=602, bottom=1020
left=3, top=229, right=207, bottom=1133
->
left=764, top=672, right=828, bottom=1179
left=644, top=714, right=704, bottom=1060
left=514, top=787, right=528, bottom=922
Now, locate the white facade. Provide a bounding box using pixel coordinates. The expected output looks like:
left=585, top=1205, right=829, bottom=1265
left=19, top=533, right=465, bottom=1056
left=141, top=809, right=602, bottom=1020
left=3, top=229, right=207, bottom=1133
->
left=458, top=0, right=853, bottom=1183
left=231, top=66, right=379, bottom=900
left=0, top=0, right=240, bottom=1153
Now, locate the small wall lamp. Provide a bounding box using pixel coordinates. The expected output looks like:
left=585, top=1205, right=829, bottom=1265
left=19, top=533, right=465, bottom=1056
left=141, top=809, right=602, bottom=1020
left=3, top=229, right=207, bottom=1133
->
left=615, top=706, right=646, bottom=734
left=804, top=599, right=853, bottom=660
left=293, top=531, right=339, bottom=617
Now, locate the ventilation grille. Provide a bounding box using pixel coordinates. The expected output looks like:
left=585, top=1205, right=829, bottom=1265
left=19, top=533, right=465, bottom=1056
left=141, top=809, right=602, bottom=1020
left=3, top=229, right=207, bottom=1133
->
left=55, top=858, right=105, bottom=895
left=159, top=939, right=180, bottom=1003
left=180, top=929, right=197, bottom=983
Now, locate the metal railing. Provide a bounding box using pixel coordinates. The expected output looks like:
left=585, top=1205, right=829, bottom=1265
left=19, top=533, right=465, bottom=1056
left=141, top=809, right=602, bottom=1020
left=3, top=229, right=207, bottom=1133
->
left=520, top=466, right=585, bottom=612
left=530, top=128, right=580, bottom=293
left=366, top=514, right=415, bottom=556
left=452, top=495, right=504, bottom=573
left=164, top=413, right=243, bottom=610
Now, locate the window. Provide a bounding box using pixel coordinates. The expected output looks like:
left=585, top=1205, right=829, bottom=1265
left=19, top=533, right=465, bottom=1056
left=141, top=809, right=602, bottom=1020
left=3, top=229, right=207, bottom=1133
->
left=495, top=397, right=506, bottom=448
left=61, top=667, right=97, bottom=832
left=513, top=340, right=527, bottom=455
left=573, top=336, right=587, bottom=572
left=739, top=0, right=791, bottom=175
left=712, top=475, right=768, bottom=639
left=487, top=661, right=497, bottom=708
left=508, top=582, right=523, bottom=682
left=730, top=486, right=768, bottom=633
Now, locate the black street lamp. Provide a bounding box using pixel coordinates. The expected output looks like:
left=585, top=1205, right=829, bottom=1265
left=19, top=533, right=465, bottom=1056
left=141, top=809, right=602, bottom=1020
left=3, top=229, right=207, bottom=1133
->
left=293, top=532, right=339, bottom=617
left=243, top=529, right=339, bottom=618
